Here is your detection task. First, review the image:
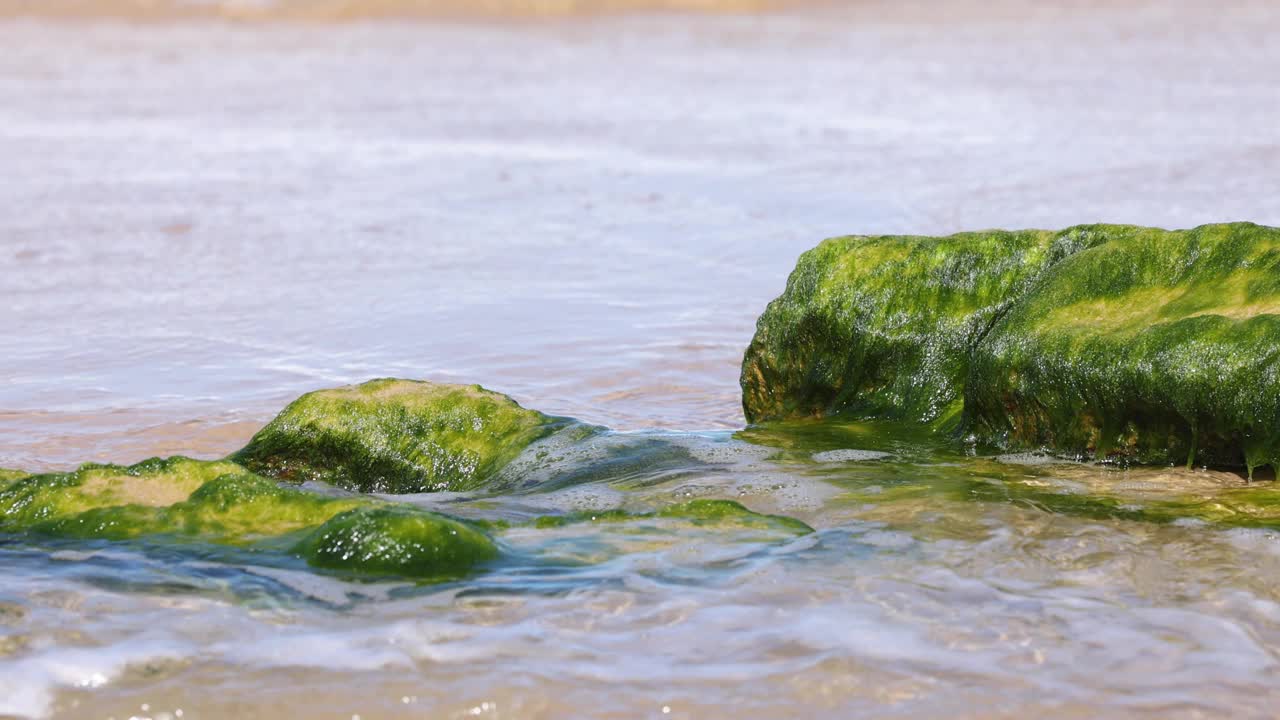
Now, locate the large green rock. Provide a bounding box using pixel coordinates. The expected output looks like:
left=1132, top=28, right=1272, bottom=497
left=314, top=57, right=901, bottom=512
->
left=741, top=228, right=1101, bottom=425
left=234, top=378, right=573, bottom=493
left=968, top=222, right=1280, bottom=475
left=743, top=222, right=1280, bottom=474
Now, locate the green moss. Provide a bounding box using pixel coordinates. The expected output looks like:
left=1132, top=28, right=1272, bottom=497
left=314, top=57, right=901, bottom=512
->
left=745, top=222, right=1280, bottom=472
left=0, top=455, right=499, bottom=579
left=741, top=228, right=1100, bottom=425
left=0, top=468, right=28, bottom=487
left=657, top=499, right=814, bottom=534
left=532, top=509, right=633, bottom=528
left=966, top=471, right=1280, bottom=529
left=296, top=506, right=498, bottom=578
left=234, top=378, right=572, bottom=494
left=0, top=456, right=244, bottom=530
left=165, top=473, right=366, bottom=541
left=735, top=416, right=956, bottom=464
left=530, top=500, right=813, bottom=536
left=968, top=222, right=1280, bottom=472
left=8, top=464, right=364, bottom=543
left=32, top=504, right=168, bottom=541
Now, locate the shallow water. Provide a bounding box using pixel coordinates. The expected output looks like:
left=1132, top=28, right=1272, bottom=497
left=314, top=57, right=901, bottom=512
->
left=4, top=1, right=1280, bottom=717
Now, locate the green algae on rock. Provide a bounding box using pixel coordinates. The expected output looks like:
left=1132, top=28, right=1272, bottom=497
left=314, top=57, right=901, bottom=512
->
left=743, top=222, right=1280, bottom=474
left=741, top=228, right=1101, bottom=426
left=234, top=378, right=574, bottom=494
left=0, top=456, right=499, bottom=579
left=0, top=468, right=29, bottom=486
left=967, top=223, right=1280, bottom=474
left=1, top=459, right=366, bottom=543
left=656, top=498, right=814, bottom=535
left=296, top=506, right=498, bottom=578
left=531, top=498, right=813, bottom=536
left=0, top=456, right=244, bottom=531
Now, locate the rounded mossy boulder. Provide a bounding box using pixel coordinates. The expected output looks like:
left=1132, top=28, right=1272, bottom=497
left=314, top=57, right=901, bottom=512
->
left=967, top=222, right=1280, bottom=475
left=234, top=378, right=571, bottom=494
left=295, top=506, right=498, bottom=578
left=741, top=228, right=1102, bottom=426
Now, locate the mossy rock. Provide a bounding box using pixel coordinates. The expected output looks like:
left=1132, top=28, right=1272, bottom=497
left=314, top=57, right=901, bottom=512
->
left=967, top=223, right=1280, bottom=474
left=743, top=222, right=1280, bottom=474
left=0, top=456, right=243, bottom=530
left=1, top=458, right=366, bottom=543
left=296, top=506, right=498, bottom=578
left=0, top=468, right=29, bottom=487
left=234, top=378, right=573, bottom=494
left=0, top=456, right=499, bottom=579
left=741, top=228, right=1101, bottom=426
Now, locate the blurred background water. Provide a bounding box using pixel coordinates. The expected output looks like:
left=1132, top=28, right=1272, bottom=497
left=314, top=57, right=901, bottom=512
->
left=4, top=0, right=1279, bottom=471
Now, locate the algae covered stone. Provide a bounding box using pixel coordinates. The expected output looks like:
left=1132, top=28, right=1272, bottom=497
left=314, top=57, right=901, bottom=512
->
left=967, top=222, right=1280, bottom=474
left=0, top=457, right=364, bottom=542
left=0, top=455, right=501, bottom=578
left=296, top=506, right=498, bottom=578
left=744, top=222, right=1280, bottom=474
left=0, top=456, right=243, bottom=531
left=235, top=378, right=573, bottom=494
left=741, top=229, right=1099, bottom=426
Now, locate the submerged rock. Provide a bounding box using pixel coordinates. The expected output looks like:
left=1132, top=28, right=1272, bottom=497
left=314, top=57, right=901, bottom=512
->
left=656, top=498, right=814, bottom=535
left=744, top=222, right=1280, bottom=473
left=234, top=378, right=575, bottom=494
left=532, top=498, right=814, bottom=536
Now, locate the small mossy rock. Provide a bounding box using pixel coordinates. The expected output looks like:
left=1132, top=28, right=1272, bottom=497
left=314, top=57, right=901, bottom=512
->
left=234, top=378, right=571, bottom=494
left=2, top=458, right=365, bottom=543
left=0, top=468, right=28, bottom=487
left=296, top=506, right=498, bottom=578
left=0, top=456, right=243, bottom=531
left=741, top=228, right=1102, bottom=425
left=0, top=456, right=500, bottom=578
left=967, top=222, right=1280, bottom=474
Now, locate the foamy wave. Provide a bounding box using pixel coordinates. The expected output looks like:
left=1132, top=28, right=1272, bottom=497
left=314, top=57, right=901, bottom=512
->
left=0, top=0, right=788, bottom=20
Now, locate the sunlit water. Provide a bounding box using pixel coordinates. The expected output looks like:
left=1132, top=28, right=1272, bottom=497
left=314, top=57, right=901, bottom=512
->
left=3, top=2, right=1280, bottom=717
